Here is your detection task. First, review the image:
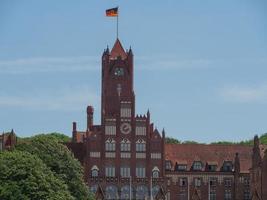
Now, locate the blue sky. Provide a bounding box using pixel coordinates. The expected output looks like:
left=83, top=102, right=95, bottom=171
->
left=0, top=0, right=267, bottom=142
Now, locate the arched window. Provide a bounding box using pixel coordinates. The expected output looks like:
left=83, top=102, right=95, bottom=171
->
left=152, top=166, right=160, bottom=178
left=105, top=185, right=118, bottom=199
left=136, top=139, right=146, bottom=152
left=136, top=185, right=149, bottom=200
left=120, top=139, right=131, bottom=151
left=120, top=185, right=133, bottom=199
left=105, top=138, right=116, bottom=151
left=91, top=165, right=99, bottom=177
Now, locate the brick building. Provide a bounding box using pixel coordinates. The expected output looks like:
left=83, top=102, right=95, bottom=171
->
left=67, top=39, right=266, bottom=200
left=250, top=135, right=267, bottom=200
left=0, top=129, right=16, bottom=151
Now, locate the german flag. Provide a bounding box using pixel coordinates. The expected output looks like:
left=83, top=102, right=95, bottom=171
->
left=106, top=7, right=118, bottom=17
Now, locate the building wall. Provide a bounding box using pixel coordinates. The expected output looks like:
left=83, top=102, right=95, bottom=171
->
left=66, top=39, right=267, bottom=199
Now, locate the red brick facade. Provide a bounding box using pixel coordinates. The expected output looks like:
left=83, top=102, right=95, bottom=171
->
left=250, top=136, right=267, bottom=200
left=67, top=39, right=266, bottom=200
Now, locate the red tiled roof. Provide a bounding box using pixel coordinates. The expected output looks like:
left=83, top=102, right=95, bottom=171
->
left=165, top=143, right=253, bottom=173
left=110, top=39, right=127, bottom=60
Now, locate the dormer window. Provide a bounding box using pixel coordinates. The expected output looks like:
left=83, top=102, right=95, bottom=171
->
left=193, top=161, right=203, bottom=171
left=208, top=165, right=217, bottom=171
left=222, top=161, right=233, bottom=172
left=207, top=163, right=217, bottom=172
left=176, top=164, right=187, bottom=171
left=165, top=161, right=172, bottom=171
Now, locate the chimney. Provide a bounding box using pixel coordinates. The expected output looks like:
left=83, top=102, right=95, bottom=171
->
left=72, top=122, right=77, bottom=142
left=87, top=106, right=94, bottom=131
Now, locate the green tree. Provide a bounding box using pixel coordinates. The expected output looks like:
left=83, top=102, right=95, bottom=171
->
left=0, top=151, right=74, bottom=200
left=165, top=137, right=181, bottom=144
left=16, top=135, right=91, bottom=200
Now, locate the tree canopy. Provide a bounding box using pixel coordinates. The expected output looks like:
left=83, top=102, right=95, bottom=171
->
left=1, top=133, right=93, bottom=200
left=16, top=134, right=91, bottom=200
left=0, top=151, right=74, bottom=200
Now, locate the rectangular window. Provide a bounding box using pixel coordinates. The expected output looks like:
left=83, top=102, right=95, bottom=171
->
left=224, top=189, right=232, bottom=200
left=151, top=153, right=161, bottom=159
left=105, top=166, right=115, bottom=177
left=210, top=178, right=217, bottom=187
left=136, top=167, right=146, bottom=178
left=120, top=102, right=131, bottom=118
left=105, top=142, right=115, bottom=151
left=210, top=189, right=216, bottom=200
left=120, top=167, right=130, bottom=177
left=120, top=108, right=131, bottom=118
left=166, top=161, right=172, bottom=171
left=244, top=177, right=250, bottom=187
left=179, top=178, right=187, bottom=187
left=244, top=190, right=250, bottom=200
left=136, top=143, right=146, bottom=152
left=194, top=178, right=201, bottom=187
left=135, top=126, right=146, bottom=136
left=105, top=125, right=116, bottom=135
left=224, top=178, right=232, bottom=187
left=0, top=141, right=2, bottom=151
left=120, top=143, right=131, bottom=151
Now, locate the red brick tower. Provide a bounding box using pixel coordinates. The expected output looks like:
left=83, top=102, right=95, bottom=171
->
left=72, top=39, right=166, bottom=199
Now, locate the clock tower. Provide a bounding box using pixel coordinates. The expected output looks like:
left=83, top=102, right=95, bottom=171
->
left=69, top=38, right=166, bottom=199
left=101, top=38, right=135, bottom=125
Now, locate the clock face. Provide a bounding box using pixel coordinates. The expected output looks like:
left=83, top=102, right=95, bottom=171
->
left=120, top=122, right=132, bottom=134
left=114, top=67, right=124, bottom=76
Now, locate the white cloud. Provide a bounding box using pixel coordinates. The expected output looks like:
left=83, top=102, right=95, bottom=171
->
left=220, top=83, right=267, bottom=103
left=0, top=56, right=100, bottom=74
left=0, top=55, right=215, bottom=74
left=0, top=86, right=100, bottom=111
left=1, top=55, right=266, bottom=74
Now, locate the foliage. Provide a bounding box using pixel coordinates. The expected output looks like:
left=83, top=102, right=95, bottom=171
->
left=16, top=134, right=91, bottom=200
left=182, top=140, right=200, bottom=144
left=0, top=151, right=74, bottom=200
left=165, top=137, right=181, bottom=144
left=166, top=133, right=267, bottom=145
left=17, top=132, right=70, bottom=144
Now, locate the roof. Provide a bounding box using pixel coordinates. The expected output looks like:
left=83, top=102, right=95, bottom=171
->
left=165, top=143, right=253, bottom=173
left=110, top=39, right=127, bottom=60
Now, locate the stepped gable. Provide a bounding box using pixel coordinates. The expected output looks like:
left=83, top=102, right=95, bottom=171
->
left=165, top=143, right=253, bottom=172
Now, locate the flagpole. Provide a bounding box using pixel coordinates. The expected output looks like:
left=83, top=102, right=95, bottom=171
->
left=116, top=7, right=119, bottom=39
